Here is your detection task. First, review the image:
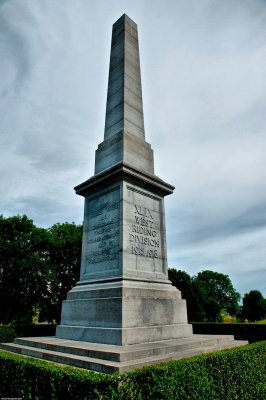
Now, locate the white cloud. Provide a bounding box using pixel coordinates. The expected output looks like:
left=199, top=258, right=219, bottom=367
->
left=167, top=225, right=266, bottom=296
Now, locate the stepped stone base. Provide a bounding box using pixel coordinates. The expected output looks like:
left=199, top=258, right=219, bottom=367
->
left=0, top=335, right=248, bottom=374
left=56, top=280, right=192, bottom=346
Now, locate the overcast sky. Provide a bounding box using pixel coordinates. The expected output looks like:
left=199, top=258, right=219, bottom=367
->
left=0, top=0, right=265, bottom=297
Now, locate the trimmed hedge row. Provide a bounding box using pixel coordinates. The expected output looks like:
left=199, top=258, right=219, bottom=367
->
left=0, top=324, right=56, bottom=343
left=0, top=325, right=16, bottom=343
left=119, top=342, right=266, bottom=400
left=0, top=350, right=118, bottom=400
left=0, top=341, right=265, bottom=399
left=192, top=322, right=266, bottom=343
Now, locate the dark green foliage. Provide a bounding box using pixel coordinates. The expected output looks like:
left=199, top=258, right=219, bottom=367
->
left=241, top=290, right=266, bottom=322
left=118, top=342, right=266, bottom=400
left=0, top=215, right=82, bottom=325
left=0, top=342, right=265, bottom=399
left=169, top=268, right=240, bottom=322
left=0, top=324, right=57, bottom=343
left=168, top=269, right=205, bottom=322
left=0, top=350, right=118, bottom=399
left=0, top=325, right=16, bottom=343
left=39, top=222, right=82, bottom=323
left=0, top=215, right=49, bottom=324
left=193, top=322, right=266, bottom=343
left=195, top=270, right=240, bottom=322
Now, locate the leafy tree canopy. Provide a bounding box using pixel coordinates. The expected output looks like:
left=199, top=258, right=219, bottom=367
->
left=39, top=222, right=82, bottom=323
left=0, top=215, right=82, bottom=324
left=195, top=270, right=240, bottom=322
left=169, top=268, right=241, bottom=322
left=241, top=290, right=266, bottom=322
left=0, top=215, right=49, bottom=324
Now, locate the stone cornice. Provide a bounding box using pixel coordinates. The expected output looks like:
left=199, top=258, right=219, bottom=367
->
left=74, top=161, right=174, bottom=197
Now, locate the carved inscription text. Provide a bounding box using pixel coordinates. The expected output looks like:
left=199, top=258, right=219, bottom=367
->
left=130, top=205, right=160, bottom=258
left=86, top=190, right=119, bottom=267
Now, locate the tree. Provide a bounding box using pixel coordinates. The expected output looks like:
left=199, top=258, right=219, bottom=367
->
left=168, top=268, right=205, bottom=322
left=0, top=215, right=49, bottom=324
left=38, top=222, right=82, bottom=323
left=168, top=269, right=191, bottom=297
left=169, top=268, right=241, bottom=322
left=194, top=270, right=240, bottom=322
left=0, top=215, right=83, bottom=324
left=241, top=290, right=266, bottom=322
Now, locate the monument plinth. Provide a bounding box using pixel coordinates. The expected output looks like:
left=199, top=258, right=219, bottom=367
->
left=1, top=14, right=247, bottom=373
left=56, top=14, right=192, bottom=345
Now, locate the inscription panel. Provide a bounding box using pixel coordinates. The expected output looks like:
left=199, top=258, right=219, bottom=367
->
left=126, top=185, right=165, bottom=275
left=84, top=188, right=120, bottom=274
left=130, top=204, right=160, bottom=258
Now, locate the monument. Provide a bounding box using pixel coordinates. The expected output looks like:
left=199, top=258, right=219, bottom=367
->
left=56, top=13, right=192, bottom=346
left=0, top=14, right=247, bottom=373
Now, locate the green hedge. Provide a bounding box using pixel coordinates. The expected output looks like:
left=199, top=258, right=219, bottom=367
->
left=0, top=350, right=118, bottom=400
left=0, top=324, right=57, bottom=343
left=192, top=322, right=266, bottom=343
left=119, top=342, right=266, bottom=399
left=0, top=341, right=265, bottom=399
left=0, top=325, right=16, bottom=343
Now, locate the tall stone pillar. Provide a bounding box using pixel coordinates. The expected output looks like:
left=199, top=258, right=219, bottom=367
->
left=56, top=14, right=192, bottom=345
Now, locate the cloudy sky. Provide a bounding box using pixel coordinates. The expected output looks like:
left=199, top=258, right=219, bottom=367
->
left=1, top=0, right=265, bottom=297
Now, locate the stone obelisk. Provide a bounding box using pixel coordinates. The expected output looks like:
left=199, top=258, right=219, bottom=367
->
left=1, top=15, right=247, bottom=374
left=56, top=14, right=192, bottom=345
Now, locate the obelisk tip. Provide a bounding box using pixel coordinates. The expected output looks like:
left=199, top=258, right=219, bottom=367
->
left=95, top=15, right=154, bottom=175
left=113, top=14, right=137, bottom=28
left=104, top=13, right=144, bottom=141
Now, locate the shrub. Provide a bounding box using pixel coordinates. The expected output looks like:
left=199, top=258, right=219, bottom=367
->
left=192, top=322, right=266, bottom=343
left=0, top=341, right=265, bottom=399
left=118, top=341, right=266, bottom=399
left=0, top=325, right=16, bottom=343
left=0, top=324, right=56, bottom=343
left=0, top=350, right=118, bottom=399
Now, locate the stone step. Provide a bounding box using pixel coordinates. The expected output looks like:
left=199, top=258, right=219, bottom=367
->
left=14, top=334, right=239, bottom=362
left=0, top=342, right=119, bottom=373
left=0, top=335, right=248, bottom=373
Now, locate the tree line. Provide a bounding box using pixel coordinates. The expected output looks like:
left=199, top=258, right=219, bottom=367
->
left=168, top=269, right=266, bottom=322
left=0, top=215, right=82, bottom=324
left=0, top=214, right=265, bottom=325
